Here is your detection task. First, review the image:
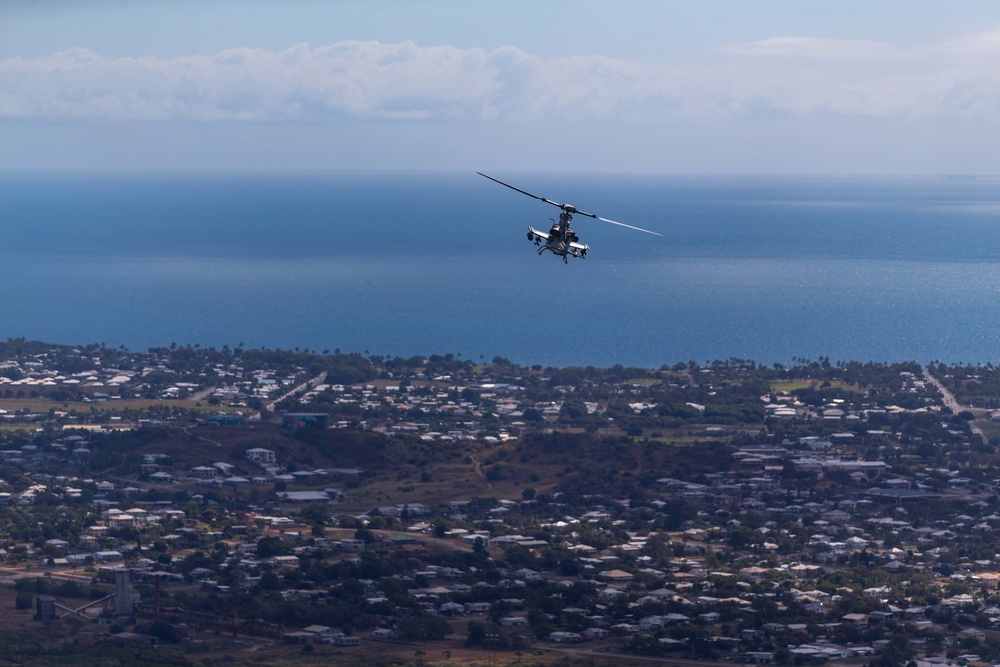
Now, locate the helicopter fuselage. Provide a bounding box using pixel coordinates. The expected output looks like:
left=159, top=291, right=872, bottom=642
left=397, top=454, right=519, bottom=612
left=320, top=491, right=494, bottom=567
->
left=477, top=171, right=658, bottom=263
left=526, top=210, right=589, bottom=262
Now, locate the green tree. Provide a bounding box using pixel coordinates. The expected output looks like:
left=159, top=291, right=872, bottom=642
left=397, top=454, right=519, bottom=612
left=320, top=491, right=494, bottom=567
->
left=467, top=620, right=486, bottom=646
left=148, top=620, right=180, bottom=643
left=15, top=591, right=32, bottom=610
left=255, top=535, right=287, bottom=558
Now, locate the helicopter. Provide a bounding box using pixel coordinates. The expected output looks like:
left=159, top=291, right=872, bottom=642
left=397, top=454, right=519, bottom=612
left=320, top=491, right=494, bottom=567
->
left=477, top=172, right=660, bottom=262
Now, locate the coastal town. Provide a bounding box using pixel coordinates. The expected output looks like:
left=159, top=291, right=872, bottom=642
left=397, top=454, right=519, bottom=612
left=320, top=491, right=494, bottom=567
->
left=5, top=340, right=1000, bottom=666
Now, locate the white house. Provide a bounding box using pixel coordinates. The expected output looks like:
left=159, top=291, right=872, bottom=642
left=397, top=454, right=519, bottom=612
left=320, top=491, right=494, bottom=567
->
left=246, top=448, right=276, bottom=466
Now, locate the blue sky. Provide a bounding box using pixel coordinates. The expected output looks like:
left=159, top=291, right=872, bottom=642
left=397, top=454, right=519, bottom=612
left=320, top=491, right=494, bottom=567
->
left=3, top=0, right=1000, bottom=174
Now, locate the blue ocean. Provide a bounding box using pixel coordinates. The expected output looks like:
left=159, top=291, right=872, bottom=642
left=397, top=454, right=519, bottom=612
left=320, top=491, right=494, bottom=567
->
left=3, top=170, right=1000, bottom=368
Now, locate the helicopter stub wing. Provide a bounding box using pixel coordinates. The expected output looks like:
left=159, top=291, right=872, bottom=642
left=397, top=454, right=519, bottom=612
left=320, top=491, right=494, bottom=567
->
left=527, top=226, right=550, bottom=241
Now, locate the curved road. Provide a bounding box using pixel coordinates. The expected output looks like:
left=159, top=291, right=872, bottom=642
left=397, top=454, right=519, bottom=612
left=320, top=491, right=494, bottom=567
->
left=469, top=454, right=493, bottom=490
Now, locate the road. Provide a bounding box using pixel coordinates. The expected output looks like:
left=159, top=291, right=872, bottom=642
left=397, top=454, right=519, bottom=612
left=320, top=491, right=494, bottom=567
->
left=265, top=373, right=327, bottom=414
left=0, top=566, right=94, bottom=584
left=923, top=366, right=989, bottom=446
left=469, top=454, right=493, bottom=490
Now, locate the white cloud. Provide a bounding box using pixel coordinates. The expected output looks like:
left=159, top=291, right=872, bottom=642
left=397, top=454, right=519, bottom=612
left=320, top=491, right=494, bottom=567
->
left=937, top=27, right=1000, bottom=59
left=3, top=33, right=1000, bottom=124
left=722, top=36, right=909, bottom=60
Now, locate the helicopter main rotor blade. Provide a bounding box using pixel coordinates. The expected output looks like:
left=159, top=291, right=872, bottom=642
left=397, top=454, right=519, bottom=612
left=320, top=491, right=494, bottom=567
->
left=478, top=171, right=661, bottom=235
left=477, top=172, right=566, bottom=210
left=571, top=210, right=662, bottom=236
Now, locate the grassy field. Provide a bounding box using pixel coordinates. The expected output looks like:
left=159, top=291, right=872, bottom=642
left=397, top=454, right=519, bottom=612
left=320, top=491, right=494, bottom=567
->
left=975, top=418, right=1000, bottom=443
left=0, top=394, right=247, bottom=438
left=770, top=380, right=862, bottom=394
left=0, top=395, right=236, bottom=412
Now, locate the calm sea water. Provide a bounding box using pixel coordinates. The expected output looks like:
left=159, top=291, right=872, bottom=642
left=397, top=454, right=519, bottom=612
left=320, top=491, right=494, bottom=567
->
left=3, top=170, right=1000, bottom=368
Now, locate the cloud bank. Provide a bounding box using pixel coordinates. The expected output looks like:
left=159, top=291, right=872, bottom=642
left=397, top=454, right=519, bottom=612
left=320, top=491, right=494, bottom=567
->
left=3, top=33, right=1000, bottom=124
